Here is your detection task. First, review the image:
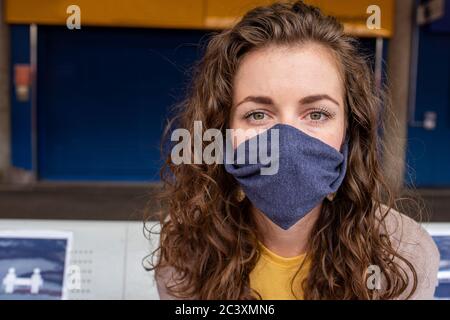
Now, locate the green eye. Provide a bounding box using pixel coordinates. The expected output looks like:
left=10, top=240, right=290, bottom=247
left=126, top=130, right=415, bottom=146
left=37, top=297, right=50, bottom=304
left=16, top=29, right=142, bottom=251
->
left=310, top=112, right=323, bottom=121
left=251, top=112, right=265, bottom=121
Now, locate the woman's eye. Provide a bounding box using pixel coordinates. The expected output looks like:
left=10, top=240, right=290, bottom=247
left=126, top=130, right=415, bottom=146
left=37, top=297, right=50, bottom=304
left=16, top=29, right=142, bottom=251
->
left=246, top=111, right=266, bottom=121
left=309, top=111, right=325, bottom=121
left=307, top=110, right=332, bottom=122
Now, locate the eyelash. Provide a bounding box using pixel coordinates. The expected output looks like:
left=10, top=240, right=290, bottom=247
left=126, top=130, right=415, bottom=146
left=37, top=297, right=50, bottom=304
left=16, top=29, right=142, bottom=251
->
left=243, top=107, right=335, bottom=123
left=308, top=107, right=335, bottom=122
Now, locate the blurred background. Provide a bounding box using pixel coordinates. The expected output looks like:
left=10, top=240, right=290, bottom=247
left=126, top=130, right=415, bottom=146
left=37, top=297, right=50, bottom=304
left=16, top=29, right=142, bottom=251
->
left=0, top=0, right=449, bottom=299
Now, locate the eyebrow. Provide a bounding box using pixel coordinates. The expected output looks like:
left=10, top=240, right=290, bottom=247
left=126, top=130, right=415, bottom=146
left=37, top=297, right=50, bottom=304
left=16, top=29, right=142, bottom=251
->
left=233, top=94, right=340, bottom=108
left=300, top=94, right=340, bottom=107
left=233, top=95, right=273, bottom=108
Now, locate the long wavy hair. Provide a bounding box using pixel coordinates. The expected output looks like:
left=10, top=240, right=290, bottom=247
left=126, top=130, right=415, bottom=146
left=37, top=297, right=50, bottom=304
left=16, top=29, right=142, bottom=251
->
left=145, top=0, right=419, bottom=299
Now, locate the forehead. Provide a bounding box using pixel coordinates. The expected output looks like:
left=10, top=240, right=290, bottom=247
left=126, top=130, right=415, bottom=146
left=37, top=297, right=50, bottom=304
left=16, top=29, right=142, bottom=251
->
left=233, top=43, right=344, bottom=101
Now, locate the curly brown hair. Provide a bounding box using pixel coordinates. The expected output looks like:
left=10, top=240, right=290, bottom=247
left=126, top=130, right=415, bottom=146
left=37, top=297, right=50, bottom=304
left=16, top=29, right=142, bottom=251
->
left=145, top=0, right=419, bottom=299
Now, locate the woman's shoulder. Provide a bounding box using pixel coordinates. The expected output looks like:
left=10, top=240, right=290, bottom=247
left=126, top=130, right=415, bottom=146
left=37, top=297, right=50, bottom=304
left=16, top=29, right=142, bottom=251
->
left=377, top=204, right=440, bottom=299
left=154, top=214, right=196, bottom=300
left=155, top=264, right=185, bottom=300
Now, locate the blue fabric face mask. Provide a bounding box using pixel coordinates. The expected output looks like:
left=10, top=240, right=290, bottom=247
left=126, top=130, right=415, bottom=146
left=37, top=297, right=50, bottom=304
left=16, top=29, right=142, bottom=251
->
left=224, top=123, right=349, bottom=230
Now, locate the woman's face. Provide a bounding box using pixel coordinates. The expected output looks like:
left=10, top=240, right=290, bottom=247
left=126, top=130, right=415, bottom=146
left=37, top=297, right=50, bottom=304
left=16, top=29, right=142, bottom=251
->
left=229, top=43, right=346, bottom=151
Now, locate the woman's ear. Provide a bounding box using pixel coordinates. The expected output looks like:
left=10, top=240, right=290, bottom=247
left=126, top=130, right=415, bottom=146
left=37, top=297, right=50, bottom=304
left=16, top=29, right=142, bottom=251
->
left=326, top=192, right=336, bottom=201
left=235, top=187, right=246, bottom=202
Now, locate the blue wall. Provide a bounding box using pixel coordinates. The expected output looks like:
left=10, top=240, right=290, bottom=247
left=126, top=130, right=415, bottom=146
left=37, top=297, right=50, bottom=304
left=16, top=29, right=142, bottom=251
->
left=34, top=26, right=209, bottom=181
left=10, top=25, right=32, bottom=171
left=405, top=22, right=450, bottom=187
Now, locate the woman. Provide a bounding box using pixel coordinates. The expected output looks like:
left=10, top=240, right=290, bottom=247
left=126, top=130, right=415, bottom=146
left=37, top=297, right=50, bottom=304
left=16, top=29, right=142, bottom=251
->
left=147, top=1, right=440, bottom=299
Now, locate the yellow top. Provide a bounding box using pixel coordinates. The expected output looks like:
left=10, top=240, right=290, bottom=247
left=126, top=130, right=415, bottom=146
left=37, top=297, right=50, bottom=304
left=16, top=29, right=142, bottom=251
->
left=249, top=241, right=310, bottom=300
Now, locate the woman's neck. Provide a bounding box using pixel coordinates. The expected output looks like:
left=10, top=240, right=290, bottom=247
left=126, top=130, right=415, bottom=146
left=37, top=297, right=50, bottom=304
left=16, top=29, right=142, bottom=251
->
left=252, top=203, right=322, bottom=258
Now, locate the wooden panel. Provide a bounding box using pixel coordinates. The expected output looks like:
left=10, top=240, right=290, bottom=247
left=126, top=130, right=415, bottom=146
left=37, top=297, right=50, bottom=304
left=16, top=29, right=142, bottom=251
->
left=205, top=0, right=394, bottom=37
left=204, top=0, right=274, bottom=28
left=315, top=0, right=394, bottom=37
left=5, top=0, right=394, bottom=36
left=5, top=0, right=204, bottom=29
